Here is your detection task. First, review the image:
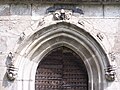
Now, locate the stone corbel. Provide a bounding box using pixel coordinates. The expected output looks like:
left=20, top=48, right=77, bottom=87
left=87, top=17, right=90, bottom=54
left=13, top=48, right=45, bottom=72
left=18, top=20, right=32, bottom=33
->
left=6, top=52, right=18, bottom=81
left=105, top=65, right=116, bottom=81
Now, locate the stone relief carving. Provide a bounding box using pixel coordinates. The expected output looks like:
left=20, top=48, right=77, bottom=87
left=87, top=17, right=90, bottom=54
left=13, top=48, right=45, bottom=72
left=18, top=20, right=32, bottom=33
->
left=105, top=65, right=116, bottom=81
left=6, top=52, right=18, bottom=81
left=53, top=9, right=72, bottom=20
left=7, top=64, right=18, bottom=81
left=46, top=5, right=84, bottom=14
left=46, top=5, right=84, bottom=20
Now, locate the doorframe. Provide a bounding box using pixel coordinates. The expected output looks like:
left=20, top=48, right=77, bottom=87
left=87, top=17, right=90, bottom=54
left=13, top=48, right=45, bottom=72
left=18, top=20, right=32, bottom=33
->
left=14, top=22, right=110, bottom=90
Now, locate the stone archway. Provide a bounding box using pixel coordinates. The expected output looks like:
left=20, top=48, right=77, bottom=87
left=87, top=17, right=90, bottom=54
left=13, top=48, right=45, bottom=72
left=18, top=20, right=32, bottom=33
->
left=35, top=46, right=88, bottom=90
left=14, top=22, right=110, bottom=90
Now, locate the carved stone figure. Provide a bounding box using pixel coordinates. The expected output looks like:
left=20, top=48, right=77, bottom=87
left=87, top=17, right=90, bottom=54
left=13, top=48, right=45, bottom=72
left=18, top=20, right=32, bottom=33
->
left=6, top=52, right=18, bottom=81
left=53, top=9, right=72, bottom=20
left=7, top=64, right=18, bottom=81
left=105, top=65, right=116, bottom=81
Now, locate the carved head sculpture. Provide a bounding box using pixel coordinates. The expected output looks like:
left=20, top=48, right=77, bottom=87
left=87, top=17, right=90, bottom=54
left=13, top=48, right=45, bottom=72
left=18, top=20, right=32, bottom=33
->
left=53, top=9, right=72, bottom=20
left=105, top=65, right=116, bottom=81
left=7, top=64, right=18, bottom=81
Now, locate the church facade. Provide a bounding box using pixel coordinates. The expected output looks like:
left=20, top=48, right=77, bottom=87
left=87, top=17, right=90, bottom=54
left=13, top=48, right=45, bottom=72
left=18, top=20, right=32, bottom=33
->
left=0, top=0, right=120, bottom=90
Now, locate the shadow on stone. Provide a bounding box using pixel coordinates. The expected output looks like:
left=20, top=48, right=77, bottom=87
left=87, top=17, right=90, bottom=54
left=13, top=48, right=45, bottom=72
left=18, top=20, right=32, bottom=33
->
left=2, top=73, right=13, bottom=88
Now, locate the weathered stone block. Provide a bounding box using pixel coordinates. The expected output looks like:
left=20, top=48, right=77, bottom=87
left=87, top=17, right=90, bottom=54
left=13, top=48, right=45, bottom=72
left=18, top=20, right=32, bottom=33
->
left=32, top=4, right=52, bottom=16
left=6, top=36, right=18, bottom=53
left=9, top=20, right=31, bottom=35
left=0, top=67, right=6, bottom=80
left=0, top=81, right=5, bottom=90
left=0, top=36, right=7, bottom=53
left=116, top=68, right=120, bottom=81
left=82, top=5, right=103, bottom=17
left=32, top=4, right=52, bottom=20
left=106, top=82, right=120, bottom=90
left=113, top=36, right=120, bottom=52
left=0, top=21, right=9, bottom=33
left=10, top=4, right=31, bottom=15
left=0, top=4, right=10, bottom=16
left=83, top=19, right=119, bottom=49
left=88, top=19, right=118, bottom=33
left=104, top=5, right=120, bottom=17
left=0, top=54, right=7, bottom=66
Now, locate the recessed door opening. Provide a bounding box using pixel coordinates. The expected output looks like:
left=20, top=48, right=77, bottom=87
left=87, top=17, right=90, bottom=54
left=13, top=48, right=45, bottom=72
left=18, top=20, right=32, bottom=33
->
left=35, top=46, right=88, bottom=90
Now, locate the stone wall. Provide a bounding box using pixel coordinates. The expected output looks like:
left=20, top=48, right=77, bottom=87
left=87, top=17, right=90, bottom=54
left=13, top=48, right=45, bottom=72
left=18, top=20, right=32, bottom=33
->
left=0, top=3, right=120, bottom=90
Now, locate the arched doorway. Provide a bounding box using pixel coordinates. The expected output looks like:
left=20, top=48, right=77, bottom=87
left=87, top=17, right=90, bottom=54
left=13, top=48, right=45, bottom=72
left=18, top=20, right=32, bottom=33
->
left=35, top=46, right=88, bottom=90
left=15, top=22, right=110, bottom=90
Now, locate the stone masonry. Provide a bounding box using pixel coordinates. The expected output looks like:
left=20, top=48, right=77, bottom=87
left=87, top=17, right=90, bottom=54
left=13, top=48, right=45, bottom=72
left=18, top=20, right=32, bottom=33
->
left=0, top=2, right=120, bottom=90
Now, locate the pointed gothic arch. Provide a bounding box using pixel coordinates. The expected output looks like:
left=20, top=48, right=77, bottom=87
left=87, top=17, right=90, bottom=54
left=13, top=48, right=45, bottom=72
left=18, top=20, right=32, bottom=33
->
left=14, top=22, right=110, bottom=90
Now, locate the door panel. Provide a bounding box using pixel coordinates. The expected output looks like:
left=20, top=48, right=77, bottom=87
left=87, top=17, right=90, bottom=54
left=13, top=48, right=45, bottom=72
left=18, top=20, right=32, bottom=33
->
left=35, top=47, right=88, bottom=90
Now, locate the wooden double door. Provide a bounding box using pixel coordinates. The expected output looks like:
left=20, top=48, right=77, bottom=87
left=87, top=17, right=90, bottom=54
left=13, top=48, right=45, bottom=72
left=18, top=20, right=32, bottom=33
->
left=35, top=47, right=88, bottom=90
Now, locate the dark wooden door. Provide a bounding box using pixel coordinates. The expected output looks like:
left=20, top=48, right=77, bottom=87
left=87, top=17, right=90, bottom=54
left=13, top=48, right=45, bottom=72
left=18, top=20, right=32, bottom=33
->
left=35, top=47, right=88, bottom=90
